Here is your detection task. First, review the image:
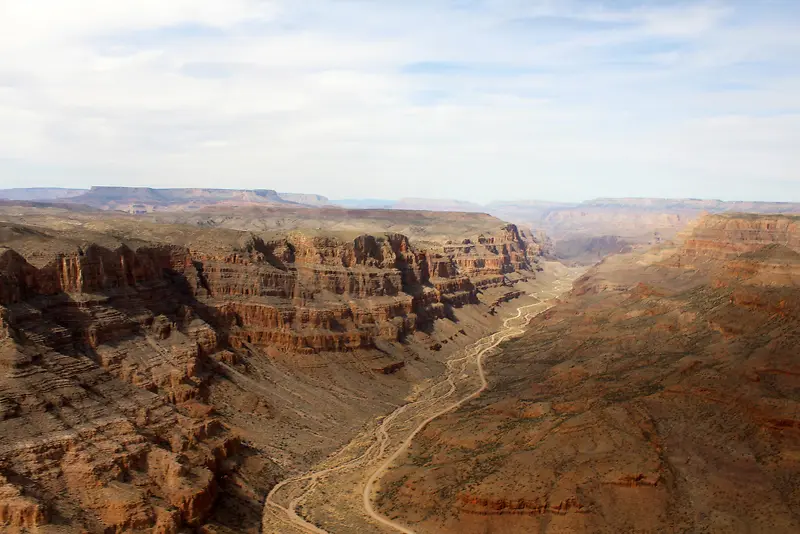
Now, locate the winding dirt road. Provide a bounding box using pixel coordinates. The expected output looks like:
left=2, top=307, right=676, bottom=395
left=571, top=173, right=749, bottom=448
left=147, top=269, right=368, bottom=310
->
left=263, top=273, right=576, bottom=533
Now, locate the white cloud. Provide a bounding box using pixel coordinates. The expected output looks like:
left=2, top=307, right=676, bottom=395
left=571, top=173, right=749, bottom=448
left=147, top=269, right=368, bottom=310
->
left=0, top=1, right=276, bottom=48
left=0, top=0, right=798, bottom=202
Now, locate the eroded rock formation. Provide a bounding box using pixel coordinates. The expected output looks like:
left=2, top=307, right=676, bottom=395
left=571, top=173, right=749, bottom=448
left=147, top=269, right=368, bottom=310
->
left=0, top=218, right=539, bottom=532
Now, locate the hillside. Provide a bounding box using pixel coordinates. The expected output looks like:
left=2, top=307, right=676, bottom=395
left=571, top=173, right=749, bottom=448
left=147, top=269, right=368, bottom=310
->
left=375, top=213, right=800, bottom=533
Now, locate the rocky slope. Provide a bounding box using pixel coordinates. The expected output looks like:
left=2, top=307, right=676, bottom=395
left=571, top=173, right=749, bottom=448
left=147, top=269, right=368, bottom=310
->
left=0, top=205, right=542, bottom=533
left=376, top=213, right=800, bottom=533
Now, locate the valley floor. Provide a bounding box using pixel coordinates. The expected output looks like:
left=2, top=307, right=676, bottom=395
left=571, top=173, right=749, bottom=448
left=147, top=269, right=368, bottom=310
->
left=262, top=264, right=583, bottom=533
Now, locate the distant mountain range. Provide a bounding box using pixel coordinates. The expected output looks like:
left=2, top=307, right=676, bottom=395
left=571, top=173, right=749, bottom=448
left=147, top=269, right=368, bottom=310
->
left=0, top=187, right=317, bottom=212
left=0, top=187, right=87, bottom=201
left=4, top=187, right=797, bottom=215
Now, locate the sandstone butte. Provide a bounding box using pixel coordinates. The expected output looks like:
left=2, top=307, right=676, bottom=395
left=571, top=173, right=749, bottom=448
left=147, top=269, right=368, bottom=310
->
left=0, top=204, right=547, bottom=533
left=375, top=213, right=800, bottom=533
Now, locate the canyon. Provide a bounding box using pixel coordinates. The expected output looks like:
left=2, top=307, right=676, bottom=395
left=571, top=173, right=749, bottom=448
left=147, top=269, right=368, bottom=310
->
left=259, top=266, right=580, bottom=533
left=0, top=190, right=798, bottom=534
left=0, top=200, right=546, bottom=533
left=375, top=213, right=800, bottom=533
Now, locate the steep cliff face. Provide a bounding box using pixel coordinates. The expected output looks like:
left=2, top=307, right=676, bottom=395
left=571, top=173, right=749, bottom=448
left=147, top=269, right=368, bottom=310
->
left=0, top=223, right=534, bottom=351
left=680, top=214, right=800, bottom=261
left=0, top=220, right=538, bottom=532
left=428, top=224, right=535, bottom=278
left=0, top=244, right=189, bottom=302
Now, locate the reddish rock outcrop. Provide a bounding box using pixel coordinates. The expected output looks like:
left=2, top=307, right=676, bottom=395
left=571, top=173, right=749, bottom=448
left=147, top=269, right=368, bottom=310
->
left=680, top=214, right=800, bottom=261
left=0, top=475, right=47, bottom=529
left=457, top=493, right=588, bottom=516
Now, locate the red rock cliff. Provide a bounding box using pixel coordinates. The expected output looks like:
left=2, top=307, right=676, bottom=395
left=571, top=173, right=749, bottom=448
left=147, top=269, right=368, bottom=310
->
left=680, top=214, right=800, bottom=261
left=0, top=223, right=537, bottom=532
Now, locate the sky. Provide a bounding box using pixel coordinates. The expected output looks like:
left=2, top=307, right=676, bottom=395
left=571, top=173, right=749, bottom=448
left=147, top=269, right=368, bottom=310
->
left=0, top=0, right=799, bottom=203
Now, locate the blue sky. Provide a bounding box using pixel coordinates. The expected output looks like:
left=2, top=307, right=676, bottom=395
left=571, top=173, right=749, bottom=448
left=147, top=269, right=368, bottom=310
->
left=0, top=0, right=798, bottom=202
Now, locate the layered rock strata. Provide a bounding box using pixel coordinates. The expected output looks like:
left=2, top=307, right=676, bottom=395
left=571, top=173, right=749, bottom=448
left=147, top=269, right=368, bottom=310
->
left=0, top=221, right=538, bottom=532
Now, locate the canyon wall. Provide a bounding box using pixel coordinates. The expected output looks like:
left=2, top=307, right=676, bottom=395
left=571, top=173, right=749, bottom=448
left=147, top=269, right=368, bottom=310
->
left=2, top=223, right=533, bottom=352
left=680, top=214, right=800, bottom=260
left=0, top=221, right=538, bottom=532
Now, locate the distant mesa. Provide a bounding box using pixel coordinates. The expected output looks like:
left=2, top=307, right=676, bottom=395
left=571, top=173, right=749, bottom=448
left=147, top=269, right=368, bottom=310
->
left=331, top=198, right=398, bottom=210
left=0, top=187, right=335, bottom=212
left=582, top=197, right=800, bottom=212
left=35, top=186, right=332, bottom=213
left=69, top=186, right=295, bottom=211
left=392, top=198, right=486, bottom=213
left=277, top=192, right=331, bottom=206
left=0, top=187, right=87, bottom=201
left=332, top=197, right=488, bottom=214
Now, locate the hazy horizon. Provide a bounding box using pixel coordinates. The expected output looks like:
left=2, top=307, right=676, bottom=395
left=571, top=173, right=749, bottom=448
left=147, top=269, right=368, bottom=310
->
left=4, top=184, right=800, bottom=207
left=1, top=1, right=799, bottom=202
